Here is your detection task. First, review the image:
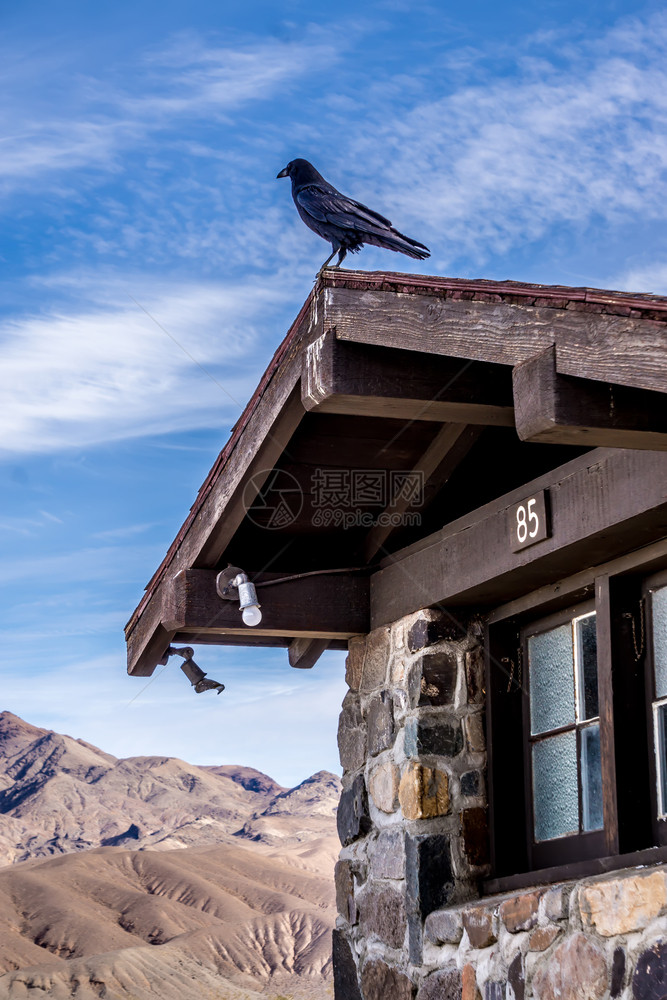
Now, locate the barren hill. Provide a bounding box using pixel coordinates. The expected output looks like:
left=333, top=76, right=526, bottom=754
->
left=0, top=712, right=340, bottom=999
left=0, top=711, right=339, bottom=865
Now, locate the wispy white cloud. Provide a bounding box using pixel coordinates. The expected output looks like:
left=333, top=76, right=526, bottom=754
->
left=93, top=522, right=156, bottom=540
left=613, top=263, right=667, bottom=295
left=0, top=271, right=300, bottom=455
left=335, top=10, right=667, bottom=268
left=0, top=30, right=341, bottom=194
left=124, top=32, right=340, bottom=119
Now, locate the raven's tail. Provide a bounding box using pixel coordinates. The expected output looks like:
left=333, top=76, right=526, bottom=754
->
left=373, top=227, right=430, bottom=260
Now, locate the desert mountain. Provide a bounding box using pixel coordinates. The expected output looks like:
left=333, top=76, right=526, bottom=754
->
left=0, top=711, right=339, bottom=865
left=0, top=712, right=340, bottom=999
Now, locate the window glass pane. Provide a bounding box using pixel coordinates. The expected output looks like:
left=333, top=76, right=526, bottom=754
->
left=653, top=586, right=667, bottom=699
left=532, top=731, right=579, bottom=841
left=528, top=624, right=576, bottom=735
left=581, top=723, right=603, bottom=831
left=575, top=613, right=598, bottom=720
left=655, top=702, right=667, bottom=817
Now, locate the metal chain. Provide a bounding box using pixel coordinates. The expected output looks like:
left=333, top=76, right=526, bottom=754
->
left=502, top=656, right=514, bottom=693
left=623, top=598, right=646, bottom=662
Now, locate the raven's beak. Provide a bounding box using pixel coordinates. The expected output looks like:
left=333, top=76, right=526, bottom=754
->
left=276, top=167, right=289, bottom=178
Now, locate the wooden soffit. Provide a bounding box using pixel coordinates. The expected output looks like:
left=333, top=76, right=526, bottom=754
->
left=125, top=270, right=667, bottom=677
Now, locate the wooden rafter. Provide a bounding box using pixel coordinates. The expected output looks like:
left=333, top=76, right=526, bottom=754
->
left=513, top=346, right=667, bottom=450
left=362, top=423, right=482, bottom=562
left=288, top=638, right=330, bottom=669
left=302, top=330, right=514, bottom=425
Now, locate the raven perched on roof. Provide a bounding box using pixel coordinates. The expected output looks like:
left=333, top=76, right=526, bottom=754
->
left=277, top=159, right=430, bottom=269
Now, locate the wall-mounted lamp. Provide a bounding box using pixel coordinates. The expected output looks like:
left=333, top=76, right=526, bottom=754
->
left=161, top=646, right=225, bottom=694
left=216, top=567, right=262, bottom=627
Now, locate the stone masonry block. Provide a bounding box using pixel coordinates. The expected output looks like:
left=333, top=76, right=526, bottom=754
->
left=399, top=762, right=449, bottom=820
left=404, top=717, right=463, bottom=758
left=460, top=769, right=482, bottom=797
left=462, top=964, right=481, bottom=1000
left=464, top=712, right=486, bottom=751
left=361, top=959, right=414, bottom=1000
left=465, top=648, right=485, bottom=704
left=532, top=933, right=607, bottom=1000
left=368, top=760, right=400, bottom=814
left=529, top=925, right=560, bottom=952
left=424, top=908, right=463, bottom=945
left=499, top=890, right=541, bottom=932
left=332, top=929, right=362, bottom=1000
left=408, top=650, right=458, bottom=708
left=610, top=947, right=625, bottom=999
left=337, top=774, right=371, bottom=846
left=360, top=628, right=390, bottom=692
left=406, top=833, right=455, bottom=919
left=408, top=613, right=469, bottom=652
left=358, top=884, right=407, bottom=949
left=346, top=636, right=366, bottom=692
left=417, top=967, right=462, bottom=1000
left=462, top=905, right=496, bottom=949
left=542, top=886, right=567, bottom=922
left=370, top=827, right=405, bottom=879
left=507, top=953, right=525, bottom=1000
left=460, top=807, right=490, bottom=868
left=367, top=690, right=394, bottom=755
left=632, top=940, right=667, bottom=1000
left=579, top=870, right=667, bottom=937
left=408, top=911, right=423, bottom=966
left=335, top=859, right=356, bottom=924
left=338, top=693, right=367, bottom=772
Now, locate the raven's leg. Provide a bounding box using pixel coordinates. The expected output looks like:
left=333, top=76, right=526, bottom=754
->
left=320, top=247, right=338, bottom=270
left=336, top=247, right=348, bottom=267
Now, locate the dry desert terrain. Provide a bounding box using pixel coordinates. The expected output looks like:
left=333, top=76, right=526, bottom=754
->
left=0, top=712, right=340, bottom=999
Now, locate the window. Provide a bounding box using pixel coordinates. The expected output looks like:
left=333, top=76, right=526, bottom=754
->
left=486, top=549, right=667, bottom=890
left=526, top=610, right=602, bottom=843
left=646, top=572, right=667, bottom=841
left=522, top=605, right=606, bottom=869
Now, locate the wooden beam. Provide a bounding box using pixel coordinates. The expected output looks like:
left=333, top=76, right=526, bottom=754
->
left=302, top=330, right=514, bottom=425
left=556, top=319, right=667, bottom=395
left=288, top=637, right=330, bottom=669
left=595, top=574, right=620, bottom=857
left=514, top=347, right=667, bottom=450
left=362, top=423, right=481, bottom=562
left=371, top=448, right=667, bottom=628
left=196, top=387, right=306, bottom=565
left=168, top=567, right=366, bottom=647
left=324, top=284, right=667, bottom=392
left=487, top=536, right=667, bottom=626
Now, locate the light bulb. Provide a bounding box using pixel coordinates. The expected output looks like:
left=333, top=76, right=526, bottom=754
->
left=241, top=604, right=262, bottom=627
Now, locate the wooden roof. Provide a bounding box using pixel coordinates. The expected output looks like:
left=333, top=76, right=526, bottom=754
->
left=125, top=269, right=667, bottom=677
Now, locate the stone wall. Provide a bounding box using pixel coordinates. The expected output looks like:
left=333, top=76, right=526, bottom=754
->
left=333, top=610, right=667, bottom=1000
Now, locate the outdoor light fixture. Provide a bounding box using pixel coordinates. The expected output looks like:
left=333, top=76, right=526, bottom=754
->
left=216, top=567, right=262, bottom=627
left=160, top=646, right=225, bottom=694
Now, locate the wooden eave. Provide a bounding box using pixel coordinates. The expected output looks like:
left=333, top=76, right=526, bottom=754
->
left=125, top=269, right=667, bottom=677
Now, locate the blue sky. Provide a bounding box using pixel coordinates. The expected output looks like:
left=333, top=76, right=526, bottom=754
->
left=1, top=0, right=666, bottom=786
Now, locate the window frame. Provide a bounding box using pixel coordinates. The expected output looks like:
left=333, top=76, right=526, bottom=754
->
left=643, top=567, right=667, bottom=847
left=483, top=540, right=667, bottom=893
left=520, top=599, right=607, bottom=871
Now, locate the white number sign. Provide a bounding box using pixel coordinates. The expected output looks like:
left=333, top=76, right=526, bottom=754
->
left=511, top=491, right=549, bottom=551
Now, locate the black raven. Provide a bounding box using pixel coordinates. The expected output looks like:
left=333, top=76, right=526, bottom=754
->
left=277, top=158, right=430, bottom=269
